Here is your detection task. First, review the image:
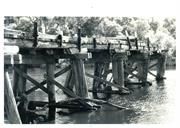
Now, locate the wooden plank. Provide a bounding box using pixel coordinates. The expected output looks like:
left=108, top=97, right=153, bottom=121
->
left=64, top=69, right=74, bottom=91
left=48, top=77, right=79, bottom=98
left=4, top=70, right=22, bottom=124
left=55, top=65, right=71, bottom=77
left=149, top=63, right=158, bottom=69
left=13, top=66, right=50, bottom=94
left=4, top=54, right=88, bottom=65
left=86, top=72, right=129, bottom=91
left=148, top=71, right=157, bottom=78
left=25, top=65, right=71, bottom=95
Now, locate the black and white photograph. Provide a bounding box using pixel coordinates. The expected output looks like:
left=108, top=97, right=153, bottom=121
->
left=0, top=0, right=178, bottom=126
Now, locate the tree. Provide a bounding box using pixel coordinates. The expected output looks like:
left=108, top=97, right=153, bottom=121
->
left=163, top=18, right=176, bottom=39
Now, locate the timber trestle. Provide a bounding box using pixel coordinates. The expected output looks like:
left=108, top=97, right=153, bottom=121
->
left=4, top=25, right=167, bottom=124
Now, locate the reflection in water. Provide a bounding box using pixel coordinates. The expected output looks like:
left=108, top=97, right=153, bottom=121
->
left=56, top=70, right=176, bottom=124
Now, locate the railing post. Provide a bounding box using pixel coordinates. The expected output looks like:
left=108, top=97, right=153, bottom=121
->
left=135, top=37, right=138, bottom=50
left=93, top=37, right=97, bottom=49
left=77, top=28, right=81, bottom=52
left=33, top=21, right=38, bottom=47
left=125, top=31, right=131, bottom=50
left=56, top=34, right=62, bottom=47
left=147, top=38, right=150, bottom=51
left=107, top=43, right=111, bottom=50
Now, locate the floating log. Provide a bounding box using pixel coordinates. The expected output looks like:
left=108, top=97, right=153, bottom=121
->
left=28, top=100, right=91, bottom=110
left=4, top=70, right=22, bottom=124
left=88, top=89, right=129, bottom=95
left=83, top=98, right=129, bottom=110
left=46, top=63, right=56, bottom=121
left=28, top=97, right=129, bottom=111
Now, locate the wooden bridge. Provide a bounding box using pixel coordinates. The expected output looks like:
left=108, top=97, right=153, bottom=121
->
left=4, top=22, right=167, bottom=124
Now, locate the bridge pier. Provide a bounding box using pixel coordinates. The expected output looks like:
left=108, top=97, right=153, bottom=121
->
left=71, top=57, right=88, bottom=98
left=46, top=62, right=56, bottom=121
left=124, top=50, right=150, bottom=88
left=156, top=54, right=166, bottom=81
left=149, top=52, right=167, bottom=81
left=112, top=53, right=126, bottom=89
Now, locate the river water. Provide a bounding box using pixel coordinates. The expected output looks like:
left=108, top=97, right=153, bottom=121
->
left=55, top=69, right=176, bottom=124
left=11, top=67, right=176, bottom=124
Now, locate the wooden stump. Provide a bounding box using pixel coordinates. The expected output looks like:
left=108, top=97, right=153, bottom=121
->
left=71, top=58, right=88, bottom=98
left=46, top=63, right=56, bottom=121
left=4, top=69, right=22, bottom=124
